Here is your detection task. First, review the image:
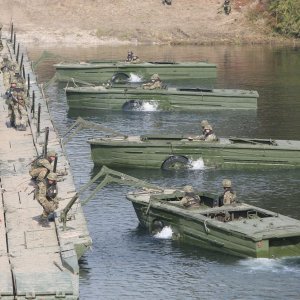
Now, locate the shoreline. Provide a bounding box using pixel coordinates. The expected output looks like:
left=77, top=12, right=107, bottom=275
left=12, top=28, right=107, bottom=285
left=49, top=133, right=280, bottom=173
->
left=7, top=30, right=300, bottom=47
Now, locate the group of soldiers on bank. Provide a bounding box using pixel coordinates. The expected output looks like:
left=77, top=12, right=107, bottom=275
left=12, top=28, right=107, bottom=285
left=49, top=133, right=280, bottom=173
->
left=29, top=150, right=66, bottom=226
left=0, top=54, right=29, bottom=131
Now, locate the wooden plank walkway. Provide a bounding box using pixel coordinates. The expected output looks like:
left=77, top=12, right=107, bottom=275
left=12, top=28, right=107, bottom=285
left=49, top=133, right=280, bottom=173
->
left=0, top=37, right=92, bottom=299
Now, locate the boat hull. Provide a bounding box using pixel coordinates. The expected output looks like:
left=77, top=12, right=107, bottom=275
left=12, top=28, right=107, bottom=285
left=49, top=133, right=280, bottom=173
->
left=127, top=196, right=300, bottom=259
left=55, top=61, right=217, bottom=84
left=66, top=87, right=258, bottom=111
left=88, top=136, right=300, bottom=169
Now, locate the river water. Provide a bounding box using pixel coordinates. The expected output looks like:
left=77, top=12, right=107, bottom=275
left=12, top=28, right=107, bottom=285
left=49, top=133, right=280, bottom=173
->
left=28, top=44, right=300, bottom=299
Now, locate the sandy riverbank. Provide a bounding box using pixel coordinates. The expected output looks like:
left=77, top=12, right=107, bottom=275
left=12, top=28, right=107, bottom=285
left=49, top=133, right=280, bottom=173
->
left=0, top=0, right=297, bottom=46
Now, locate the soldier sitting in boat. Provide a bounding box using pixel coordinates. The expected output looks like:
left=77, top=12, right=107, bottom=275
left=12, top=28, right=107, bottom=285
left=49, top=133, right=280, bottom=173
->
left=189, top=121, right=218, bottom=142
left=125, top=51, right=140, bottom=63
left=180, top=185, right=201, bottom=208
left=142, top=73, right=163, bottom=90
left=219, top=179, right=237, bottom=206
left=202, top=124, right=218, bottom=142
left=35, top=172, right=59, bottom=226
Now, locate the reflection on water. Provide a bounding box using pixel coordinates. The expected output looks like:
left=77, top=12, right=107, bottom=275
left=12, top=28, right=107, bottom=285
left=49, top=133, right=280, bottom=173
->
left=29, top=44, right=300, bottom=300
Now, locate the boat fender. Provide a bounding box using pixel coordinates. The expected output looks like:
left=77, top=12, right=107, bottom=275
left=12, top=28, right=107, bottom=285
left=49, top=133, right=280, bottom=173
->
left=111, top=72, right=130, bottom=83
left=161, top=155, right=190, bottom=170
left=152, top=220, right=164, bottom=234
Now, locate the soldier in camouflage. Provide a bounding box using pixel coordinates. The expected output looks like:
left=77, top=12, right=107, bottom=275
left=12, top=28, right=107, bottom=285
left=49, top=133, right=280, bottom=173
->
left=220, top=179, right=237, bottom=206
left=202, top=124, right=218, bottom=142
left=35, top=172, right=59, bottom=226
left=180, top=185, right=201, bottom=208
left=29, top=150, right=57, bottom=182
left=142, top=73, right=163, bottom=90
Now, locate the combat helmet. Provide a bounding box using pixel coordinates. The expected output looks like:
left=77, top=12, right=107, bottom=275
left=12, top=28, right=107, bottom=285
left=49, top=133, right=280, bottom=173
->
left=183, top=185, right=194, bottom=193
left=200, top=120, right=209, bottom=128
left=151, top=73, right=160, bottom=81
left=47, top=150, right=57, bottom=157
left=204, top=124, right=213, bottom=131
left=47, top=172, right=58, bottom=181
left=222, top=179, right=232, bottom=188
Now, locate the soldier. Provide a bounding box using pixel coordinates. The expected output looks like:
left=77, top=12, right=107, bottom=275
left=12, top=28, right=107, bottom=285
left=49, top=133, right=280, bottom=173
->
left=180, top=185, right=201, bottom=208
left=202, top=124, right=218, bottom=142
left=11, top=93, right=28, bottom=130
left=29, top=150, right=57, bottom=182
left=223, top=0, right=231, bottom=15
left=219, top=179, right=236, bottom=206
left=142, top=73, right=163, bottom=90
left=35, top=172, right=59, bottom=226
left=126, top=50, right=133, bottom=62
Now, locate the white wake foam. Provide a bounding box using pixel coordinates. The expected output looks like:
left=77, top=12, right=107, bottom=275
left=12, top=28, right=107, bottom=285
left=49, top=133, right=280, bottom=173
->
left=189, top=158, right=206, bottom=170
left=154, top=226, right=173, bottom=239
left=134, top=101, right=159, bottom=112
left=129, top=73, right=143, bottom=82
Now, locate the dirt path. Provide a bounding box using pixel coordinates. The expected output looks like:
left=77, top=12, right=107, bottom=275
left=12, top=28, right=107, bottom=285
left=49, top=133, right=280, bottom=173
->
left=0, top=0, right=294, bottom=45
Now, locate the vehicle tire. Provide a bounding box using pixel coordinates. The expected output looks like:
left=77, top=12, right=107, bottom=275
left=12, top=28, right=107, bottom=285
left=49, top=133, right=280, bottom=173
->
left=122, top=100, right=142, bottom=111
left=151, top=220, right=164, bottom=234
left=111, top=72, right=130, bottom=83
left=161, top=155, right=189, bottom=170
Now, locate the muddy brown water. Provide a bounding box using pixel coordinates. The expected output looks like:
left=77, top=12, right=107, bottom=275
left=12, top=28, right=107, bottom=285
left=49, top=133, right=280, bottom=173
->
left=28, top=44, right=300, bottom=299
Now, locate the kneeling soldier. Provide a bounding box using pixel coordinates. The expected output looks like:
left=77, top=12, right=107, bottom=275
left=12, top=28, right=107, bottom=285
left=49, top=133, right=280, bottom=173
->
left=29, top=150, right=57, bottom=182
left=35, top=172, right=59, bottom=226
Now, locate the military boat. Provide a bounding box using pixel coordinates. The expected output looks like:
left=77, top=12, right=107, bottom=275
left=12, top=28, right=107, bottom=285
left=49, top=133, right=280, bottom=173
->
left=127, top=187, right=300, bottom=258
left=74, top=166, right=300, bottom=259
left=65, top=85, right=258, bottom=111
left=54, top=61, right=217, bottom=84
left=88, top=134, right=300, bottom=169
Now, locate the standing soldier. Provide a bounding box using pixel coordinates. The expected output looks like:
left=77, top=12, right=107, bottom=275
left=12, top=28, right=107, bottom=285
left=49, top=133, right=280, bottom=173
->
left=29, top=150, right=57, bottom=182
left=224, top=0, right=231, bottom=15
left=11, top=92, right=28, bottom=131
left=219, top=179, right=236, bottom=206
left=35, top=172, right=59, bottom=226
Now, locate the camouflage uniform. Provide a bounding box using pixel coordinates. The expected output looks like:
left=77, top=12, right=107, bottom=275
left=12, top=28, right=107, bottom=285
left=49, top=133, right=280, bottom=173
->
left=203, top=124, right=218, bottom=142
left=180, top=185, right=201, bottom=208
left=29, top=152, right=56, bottom=181
left=224, top=0, right=231, bottom=15
left=6, top=90, right=28, bottom=130
left=143, top=74, right=163, bottom=90
left=35, top=173, right=59, bottom=220
left=220, top=179, right=236, bottom=205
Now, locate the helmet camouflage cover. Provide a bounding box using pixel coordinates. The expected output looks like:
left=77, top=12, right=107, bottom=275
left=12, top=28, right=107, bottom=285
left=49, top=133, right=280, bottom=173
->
left=222, top=179, right=232, bottom=188
left=201, top=120, right=209, bottom=127
left=183, top=185, right=194, bottom=193
left=151, top=73, right=160, bottom=80
left=47, top=150, right=57, bottom=157
left=47, top=172, right=58, bottom=181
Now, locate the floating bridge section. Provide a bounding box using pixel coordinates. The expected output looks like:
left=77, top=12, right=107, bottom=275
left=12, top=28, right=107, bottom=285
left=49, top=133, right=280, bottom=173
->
left=0, top=32, right=92, bottom=299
